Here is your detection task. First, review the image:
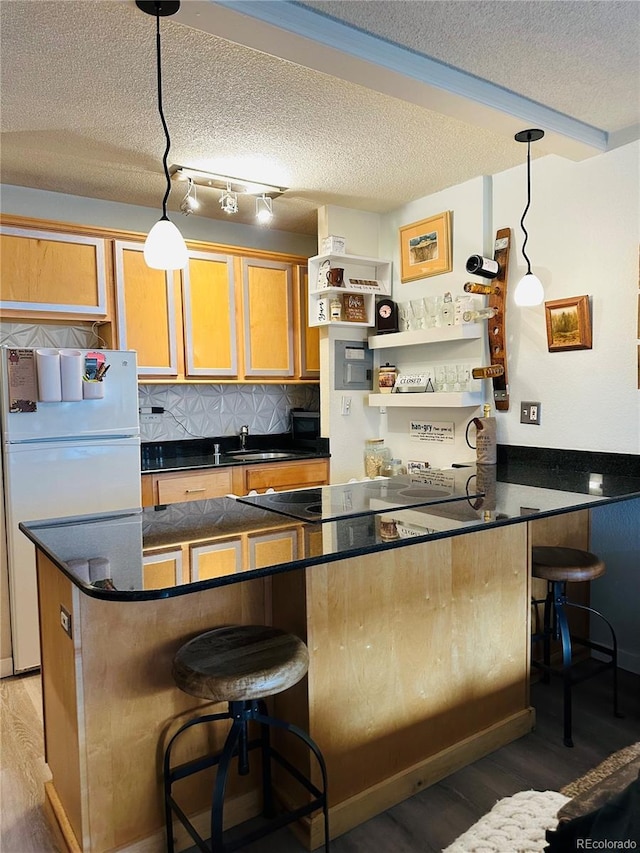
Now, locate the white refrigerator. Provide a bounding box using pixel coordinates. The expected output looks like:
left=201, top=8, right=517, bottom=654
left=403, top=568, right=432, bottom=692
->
left=1, top=347, right=141, bottom=674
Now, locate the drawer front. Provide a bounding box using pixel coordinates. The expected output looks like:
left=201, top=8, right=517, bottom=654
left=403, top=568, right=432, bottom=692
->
left=157, top=469, right=234, bottom=504
left=244, top=459, right=329, bottom=493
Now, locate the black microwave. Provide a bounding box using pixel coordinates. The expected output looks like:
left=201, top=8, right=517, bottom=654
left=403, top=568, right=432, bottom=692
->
left=291, top=411, right=320, bottom=440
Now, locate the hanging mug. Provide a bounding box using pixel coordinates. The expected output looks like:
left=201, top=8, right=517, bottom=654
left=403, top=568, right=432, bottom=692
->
left=326, top=267, right=344, bottom=287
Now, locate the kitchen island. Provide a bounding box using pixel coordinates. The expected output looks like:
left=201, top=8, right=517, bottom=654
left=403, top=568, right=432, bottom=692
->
left=21, top=462, right=640, bottom=853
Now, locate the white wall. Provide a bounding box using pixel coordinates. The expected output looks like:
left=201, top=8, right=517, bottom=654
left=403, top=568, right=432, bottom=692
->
left=1, top=184, right=318, bottom=257
left=492, top=142, right=640, bottom=454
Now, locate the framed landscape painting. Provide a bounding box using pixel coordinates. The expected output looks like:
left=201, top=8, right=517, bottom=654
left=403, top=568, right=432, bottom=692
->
left=399, top=211, right=452, bottom=282
left=544, top=295, right=592, bottom=352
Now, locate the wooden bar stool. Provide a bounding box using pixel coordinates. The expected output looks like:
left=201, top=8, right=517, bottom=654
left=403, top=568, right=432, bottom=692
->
left=164, top=625, right=330, bottom=852
left=531, top=546, right=621, bottom=748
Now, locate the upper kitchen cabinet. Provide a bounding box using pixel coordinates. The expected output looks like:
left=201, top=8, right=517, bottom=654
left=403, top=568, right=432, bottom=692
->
left=183, top=250, right=237, bottom=377
left=0, top=222, right=108, bottom=319
left=114, top=240, right=179, bottom=376
left=240, top=257, right=294, bottom=378
left=297, top=264, right=320, bottom=378
left=114, top=242, right=237, bottom=379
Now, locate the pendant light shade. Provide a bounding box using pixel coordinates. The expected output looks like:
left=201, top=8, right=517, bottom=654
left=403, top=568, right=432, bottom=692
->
left=514, top=128, right=545, bottom=306
left=143, top=217, right=189, bottom=270
left=137, top=0, right=188, bottom=271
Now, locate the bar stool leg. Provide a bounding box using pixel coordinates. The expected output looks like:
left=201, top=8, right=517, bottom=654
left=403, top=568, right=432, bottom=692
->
left=553, top=582, right=574, bottom=747
left=257, top=699, right=276, bottom=819
left=210, top=706, right=246, bottom=851
left=541, top=584, right=554, bottom=684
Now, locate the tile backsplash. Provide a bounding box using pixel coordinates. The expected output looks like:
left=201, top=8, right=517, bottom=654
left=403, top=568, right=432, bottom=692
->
left=138, top=383, right=319, bottom=441
left=0, top=323, right=319, bottom=442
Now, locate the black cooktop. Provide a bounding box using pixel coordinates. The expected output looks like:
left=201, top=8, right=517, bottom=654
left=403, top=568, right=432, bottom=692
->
left=235, top=474, right=483, bottom=523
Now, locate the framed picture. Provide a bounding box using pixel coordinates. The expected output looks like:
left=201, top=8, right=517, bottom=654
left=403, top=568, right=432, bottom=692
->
left=399, top=211, right=452, bottom=283
left=544, top=295, right=592, bottom=352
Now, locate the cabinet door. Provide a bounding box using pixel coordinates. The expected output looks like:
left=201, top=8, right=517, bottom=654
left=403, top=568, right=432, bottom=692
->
left=114, top=240, right=178, bottom=376
left=190, top=538, right=243, bottom=581
left=183, top=251, right=237, bottom=377
left=248, top=528, right=299, bottom=569
left=298, top=265, right=320, bottom=377
left=0, top=226, right=107, bottom=316
left=242, top=258, right=294, bottom=377
left=142, top=548, right=184, bottom=589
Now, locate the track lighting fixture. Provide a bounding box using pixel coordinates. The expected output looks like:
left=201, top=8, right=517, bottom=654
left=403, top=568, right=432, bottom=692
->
left=219, top=184, right=239, bottom=215
left=255, top=194, right=273, bottom=226
left=136, top=0, right=188, bottom=270
left=514, top=128, right=545, bottom=307
left=179, top=178, right=200, bottom=215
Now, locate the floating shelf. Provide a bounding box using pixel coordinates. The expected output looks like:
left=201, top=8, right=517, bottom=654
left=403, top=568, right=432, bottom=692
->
left=368, top=325, right=483, bottom=349
left=308, top=253, right=392, bottom=328
left=368, top=391, right=483, bottom=408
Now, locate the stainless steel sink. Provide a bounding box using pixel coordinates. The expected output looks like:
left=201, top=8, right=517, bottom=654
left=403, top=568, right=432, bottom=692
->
left=226, top=451, right=292, bottom=461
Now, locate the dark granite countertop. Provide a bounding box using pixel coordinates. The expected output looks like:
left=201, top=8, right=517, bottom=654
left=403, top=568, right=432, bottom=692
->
left=20, top=458, right=640, bottom=602
left=141, top=435, right=330, bottom=473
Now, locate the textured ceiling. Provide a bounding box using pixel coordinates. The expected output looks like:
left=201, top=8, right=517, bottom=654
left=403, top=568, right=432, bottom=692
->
left=1, top=0, right=638, bottom=236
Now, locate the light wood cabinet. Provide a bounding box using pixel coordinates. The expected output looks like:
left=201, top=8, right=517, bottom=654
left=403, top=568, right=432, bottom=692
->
left=142, top=548, right=184, bottom=589
left=143, top=467, right=241, bottom=507
left=297, top=264, right=320, bottom=378
left=190, top=538, right=243, bottom=581
left=114, top=240, right=178, bottom=376
left=141, top=459, right=329, bottom=507
left=241, top=257, right=294, bottom=377
left=0, top=224, right=108, bottom=318
left=242, top=458, right=329, bottom=494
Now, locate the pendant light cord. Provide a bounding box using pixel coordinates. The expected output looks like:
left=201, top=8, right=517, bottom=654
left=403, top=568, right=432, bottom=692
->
left=154, top=10, right=172, bottom=221
left=519, top=137, right=533, bottom=275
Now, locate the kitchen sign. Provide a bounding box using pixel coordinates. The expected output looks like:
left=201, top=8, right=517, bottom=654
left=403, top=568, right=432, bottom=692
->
left=410, top=420, right=454, bottom=443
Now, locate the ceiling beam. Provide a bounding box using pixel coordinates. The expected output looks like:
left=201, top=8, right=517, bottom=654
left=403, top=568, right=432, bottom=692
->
left=176, top=0, right=609, bottom=161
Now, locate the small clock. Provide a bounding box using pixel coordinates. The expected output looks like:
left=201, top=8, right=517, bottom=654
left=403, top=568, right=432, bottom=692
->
left=375, top=298, right=399, bottom=334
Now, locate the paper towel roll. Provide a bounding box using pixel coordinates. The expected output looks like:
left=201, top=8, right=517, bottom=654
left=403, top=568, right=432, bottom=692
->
left=66, top=558, right=90, bottom=583
left=60, top=349, right=83, bottom=401
left=36, top=348, right=62, bottom=402
left=89, top=557, right=111, bottom=582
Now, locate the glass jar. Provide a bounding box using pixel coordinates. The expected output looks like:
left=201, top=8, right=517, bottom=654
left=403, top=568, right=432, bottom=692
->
left=378, top=363, right=397, bottom=393
left=381, top=458, right=403, bottom=477
left=364, top=438, right=391, bottom=478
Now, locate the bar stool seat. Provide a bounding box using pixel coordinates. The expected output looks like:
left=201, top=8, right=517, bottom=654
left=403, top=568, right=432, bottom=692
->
left=164, top=625, right=330, bottom=853
left=531, top=546, right=620, bottom=748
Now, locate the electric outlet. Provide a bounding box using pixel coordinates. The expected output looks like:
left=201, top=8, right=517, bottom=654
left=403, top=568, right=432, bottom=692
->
left=520, top=401, right=541, bottom=425
left=141, top=413, right=162, bottom=423
left=60, top=605, right=72, bottom=638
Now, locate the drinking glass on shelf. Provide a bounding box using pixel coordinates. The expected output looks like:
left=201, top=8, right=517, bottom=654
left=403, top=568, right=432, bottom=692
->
left=455, top=364, right=470, bottom=392
left=428, top=295, right=443, bottom=327
left=435, top=365, right=446, bottom=392
left=445, top=364, right=457, bottom=392
left=398, top=302, right=411, bottom=332
left=410, top=299, right=426, bottom=330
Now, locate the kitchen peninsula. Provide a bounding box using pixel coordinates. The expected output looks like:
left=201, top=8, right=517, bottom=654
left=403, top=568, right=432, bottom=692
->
left=21, top=461, right=640, bottom=853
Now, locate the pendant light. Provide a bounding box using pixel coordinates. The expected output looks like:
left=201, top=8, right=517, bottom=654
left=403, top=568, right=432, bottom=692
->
left=514, top=128, right=545, bottom=306
left=136, top=1, right=188, bottom=271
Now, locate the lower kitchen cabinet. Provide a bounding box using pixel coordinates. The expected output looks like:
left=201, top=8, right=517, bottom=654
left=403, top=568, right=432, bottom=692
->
left=142, top=548, right=184, bottom=590
left=190, top=538, right=243, bottom=581
left=141, top=467, right=243, bottom=507
left=241, top=458, right=330, bottom=494
left=141, top=459, right=330, bottom=508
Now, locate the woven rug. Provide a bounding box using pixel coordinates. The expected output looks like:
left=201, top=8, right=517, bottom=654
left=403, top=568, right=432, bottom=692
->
left=560, top=741, right=640, bottom=799
left=443, top=790, right=570, bottom=853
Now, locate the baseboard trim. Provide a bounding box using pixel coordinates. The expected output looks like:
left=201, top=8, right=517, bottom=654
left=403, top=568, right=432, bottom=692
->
left=44, top=781, right=82, bottom=853
left=306, top=707, right=536, bottom=849
left=0, top=656, right=14, bottom=678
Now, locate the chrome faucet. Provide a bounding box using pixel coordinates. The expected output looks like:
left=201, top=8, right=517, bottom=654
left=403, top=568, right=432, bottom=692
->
left=239, top=424, right=249, bottom=450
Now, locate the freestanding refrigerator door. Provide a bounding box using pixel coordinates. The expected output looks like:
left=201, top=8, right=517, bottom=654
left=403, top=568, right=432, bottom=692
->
left=4, top=437, right=141, bottom=673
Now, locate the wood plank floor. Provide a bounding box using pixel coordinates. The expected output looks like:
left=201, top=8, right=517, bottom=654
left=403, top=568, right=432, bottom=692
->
left=1, top=669, right=638, bottom=852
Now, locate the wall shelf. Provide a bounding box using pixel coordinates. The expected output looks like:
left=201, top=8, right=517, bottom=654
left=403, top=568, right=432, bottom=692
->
left=308, top=253, right=391, bottom=328
left=368, top=391, right=483, bottom=408
left=368, top=324, right=483, bottom=349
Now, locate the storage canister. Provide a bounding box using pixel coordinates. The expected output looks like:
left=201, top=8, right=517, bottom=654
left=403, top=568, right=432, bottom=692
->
left=364, top=438, right=391, bottom=478
left=378, top=363, right=397, bottom=393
